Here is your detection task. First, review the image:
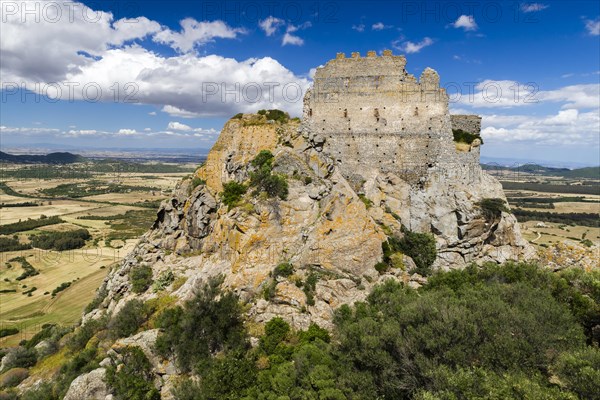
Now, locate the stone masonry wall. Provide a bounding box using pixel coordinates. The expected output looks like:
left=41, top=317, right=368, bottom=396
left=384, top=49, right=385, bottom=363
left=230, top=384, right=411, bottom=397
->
left=303, top=51, right=480, bottom=185
left=451, top=115, right=482, bottom=135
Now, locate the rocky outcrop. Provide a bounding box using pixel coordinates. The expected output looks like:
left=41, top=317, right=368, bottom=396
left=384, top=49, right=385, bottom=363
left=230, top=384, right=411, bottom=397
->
left=84, top=110, right=534, bottom=337
left=63, top=368, right=110, bottom=400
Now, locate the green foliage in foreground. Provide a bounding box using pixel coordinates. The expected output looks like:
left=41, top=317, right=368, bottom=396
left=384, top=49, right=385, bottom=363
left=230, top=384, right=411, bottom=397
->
left=14, top=262, right=600, bottom=400
left=163, top=263, right=599, bottom=400
left=106, top=346, right=160, bottom=400
left=155, top=276, right=247, bottom=373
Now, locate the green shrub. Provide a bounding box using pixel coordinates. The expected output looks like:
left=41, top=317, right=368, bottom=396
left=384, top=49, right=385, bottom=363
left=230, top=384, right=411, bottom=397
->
left=381, top=229, right=437, bottom=276
left=232, top=113, right=243, bottom=119
left=415, top=366, right=575, bottom=400
left=1, top=347, right=37, bottom=369
left=260, top=317, right=290, bottom=355
left=0, top=368, right=29, bottom=388
left=0, top=328, right=19, bottom=338
left=551, top=347, right=600, bottom=399
left=106, top=346, right=159, bottom=400
left=84, top=286, right=108, bottom=314
left=129, top=265, right=153, bottom=293
left=221, top=181, right=248, bottom=209
left=10, top=257, right=39, bottom=281
left=477, top=198, right=509, bottom=221
left=154, top=276, right=247, bottom=372
left=258, top=174, right=288, bottom=200
left=152, top=270, right=174, bottom=291
left=30, top=229, right=91, bottom=251
left=51, top=282, right=71, bottom=297
left=20, top=382, right=55, bottom=400
left=298, top=323, right=331, bottom=344
left=374, top=262, right=389, bottom=274
left=257, top=109, right=289, bottom=123
left=303, top=272, right=319, bottom=306
left=426, top=263, right=600, bottom=343
left=452, top=128, right=483, bottom=145
left=191, top=176, right=206, bottom=190
left=109, top=299, right=151, bottom=339
left=273, top=262, right=294, bottom=279
left=67, top=317, right=107, bottom=351
left=334, top=277, right=585, bottom=398
left=251, top=150, right=274, bottom=169
left=581, top=238, right=593, bottom=247
left=249, top=151, right=288, bottom=200
left=262, top=280, right=278, bottom=301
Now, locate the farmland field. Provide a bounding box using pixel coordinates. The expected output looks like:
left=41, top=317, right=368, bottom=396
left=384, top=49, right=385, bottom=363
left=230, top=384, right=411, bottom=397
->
left=495, top=168, right=600, bottom=250
left=0, top=160, right=197, bottom=346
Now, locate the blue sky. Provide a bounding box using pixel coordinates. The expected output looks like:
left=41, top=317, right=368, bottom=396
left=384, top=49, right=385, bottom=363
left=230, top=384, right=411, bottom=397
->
left=1, top=0, right=599, bottom=165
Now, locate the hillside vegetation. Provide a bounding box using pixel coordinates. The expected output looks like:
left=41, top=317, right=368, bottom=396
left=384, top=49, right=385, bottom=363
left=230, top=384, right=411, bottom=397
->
left=5, top=262, right=599, bottom=400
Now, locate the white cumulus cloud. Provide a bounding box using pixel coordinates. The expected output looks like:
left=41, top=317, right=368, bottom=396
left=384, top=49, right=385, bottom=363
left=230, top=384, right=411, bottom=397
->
left=258, top=16, right=285, bottom=36
left=282, top=22, right=311, bottom=46
left=372, top=22, right=392, bottom=31
left=0, top=2, right=311, bottom=118
left=167, top=121, right=192, bottom=131
left=585, top=18, right=600, bottom=36
left=392, top=37, right=434, bottom=54
left=452, top=15, right=478, bottom=31
left=153, top=18, right=246, bottom=53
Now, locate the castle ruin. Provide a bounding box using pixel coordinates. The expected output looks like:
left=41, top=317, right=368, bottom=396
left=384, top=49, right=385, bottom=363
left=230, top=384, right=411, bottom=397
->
left=303, top=50, right=482, bottom=185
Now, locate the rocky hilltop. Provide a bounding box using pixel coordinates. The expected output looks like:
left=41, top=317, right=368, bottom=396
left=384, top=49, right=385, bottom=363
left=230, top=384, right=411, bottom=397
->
left=88, top=52, right=534, bottom=330
left=57, top=53, right=536, bottom=398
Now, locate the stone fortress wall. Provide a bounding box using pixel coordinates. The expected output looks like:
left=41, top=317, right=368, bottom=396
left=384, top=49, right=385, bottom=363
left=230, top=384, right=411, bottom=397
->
left=303, top=50, right=482, bottom=184
left=450, top=114, right=482, bottom=135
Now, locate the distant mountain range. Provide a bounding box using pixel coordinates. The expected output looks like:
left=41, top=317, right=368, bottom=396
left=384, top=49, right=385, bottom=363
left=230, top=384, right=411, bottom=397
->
left=0, top=151, right=86, bottom=164
left=481, top=163, right=600, bottom=179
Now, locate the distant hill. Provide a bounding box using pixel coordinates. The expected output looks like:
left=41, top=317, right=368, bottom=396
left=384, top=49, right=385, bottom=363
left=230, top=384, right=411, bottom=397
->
left=0, top=151, right=86, bottom=164
left=482, top=163, right=599, bottom=179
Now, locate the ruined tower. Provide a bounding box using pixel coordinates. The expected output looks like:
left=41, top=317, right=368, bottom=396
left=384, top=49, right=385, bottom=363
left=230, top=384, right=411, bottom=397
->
left=303, top=50, right=481, bottom=185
